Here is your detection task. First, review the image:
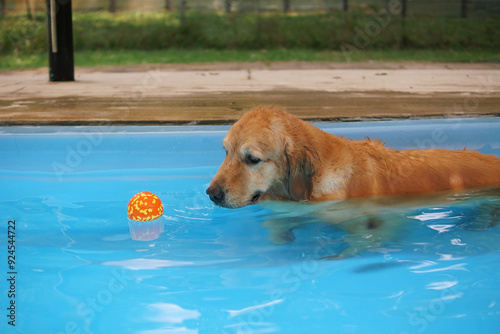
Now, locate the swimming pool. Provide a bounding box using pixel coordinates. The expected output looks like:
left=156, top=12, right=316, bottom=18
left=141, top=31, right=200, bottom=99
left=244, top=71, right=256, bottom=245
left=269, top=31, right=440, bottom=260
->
left=1, top=118, right=500, bottom=334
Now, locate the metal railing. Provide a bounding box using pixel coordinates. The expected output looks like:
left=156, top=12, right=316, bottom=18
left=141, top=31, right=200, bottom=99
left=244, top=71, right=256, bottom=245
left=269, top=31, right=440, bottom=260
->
left=2, top=0, right=500, bottom=17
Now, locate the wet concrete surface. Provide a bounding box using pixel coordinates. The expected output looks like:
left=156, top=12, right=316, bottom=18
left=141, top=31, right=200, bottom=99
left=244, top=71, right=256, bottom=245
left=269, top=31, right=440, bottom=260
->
left=1, top=62, right=499, bottom=125
left=1, top=91, right=499, bottom=125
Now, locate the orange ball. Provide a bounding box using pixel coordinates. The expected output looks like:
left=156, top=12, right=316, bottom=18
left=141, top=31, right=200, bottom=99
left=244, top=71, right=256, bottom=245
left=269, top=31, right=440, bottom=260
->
left=127, top=191, right=163, bottom=222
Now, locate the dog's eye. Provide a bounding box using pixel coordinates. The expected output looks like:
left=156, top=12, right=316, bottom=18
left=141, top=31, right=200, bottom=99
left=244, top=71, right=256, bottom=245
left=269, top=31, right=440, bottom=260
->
left=245, top=155, right=261, bottom=165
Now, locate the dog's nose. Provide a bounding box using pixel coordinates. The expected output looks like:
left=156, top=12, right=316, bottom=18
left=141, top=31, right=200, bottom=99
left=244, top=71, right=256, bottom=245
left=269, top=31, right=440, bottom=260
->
left=206, top=186, right=225, bottom=205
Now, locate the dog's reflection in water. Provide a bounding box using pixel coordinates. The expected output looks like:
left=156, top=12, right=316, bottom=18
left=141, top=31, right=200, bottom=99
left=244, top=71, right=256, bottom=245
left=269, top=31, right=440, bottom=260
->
left=261, top=187, right=500, bottom=260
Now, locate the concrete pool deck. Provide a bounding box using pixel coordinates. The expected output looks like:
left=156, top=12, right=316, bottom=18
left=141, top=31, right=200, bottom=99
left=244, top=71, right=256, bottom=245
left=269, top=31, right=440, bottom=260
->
left=1, top=61, right=499, bottom=125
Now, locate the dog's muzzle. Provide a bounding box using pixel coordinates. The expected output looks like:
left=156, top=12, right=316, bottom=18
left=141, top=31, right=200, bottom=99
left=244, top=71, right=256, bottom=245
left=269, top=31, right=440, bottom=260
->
left=206, top=185, right=225, bottom=206
left=206, top=185, right=263, bottom=208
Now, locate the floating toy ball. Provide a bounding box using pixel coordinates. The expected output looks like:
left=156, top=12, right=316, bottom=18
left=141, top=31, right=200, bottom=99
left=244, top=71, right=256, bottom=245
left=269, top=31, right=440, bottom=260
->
left=127, top=191, right=164, bottom=222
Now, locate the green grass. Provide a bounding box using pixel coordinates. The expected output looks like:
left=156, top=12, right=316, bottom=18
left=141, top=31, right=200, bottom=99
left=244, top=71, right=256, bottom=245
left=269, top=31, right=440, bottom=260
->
left=1, top=49, right=498, bottom=71
left=1, top=11, right=499, bottom=70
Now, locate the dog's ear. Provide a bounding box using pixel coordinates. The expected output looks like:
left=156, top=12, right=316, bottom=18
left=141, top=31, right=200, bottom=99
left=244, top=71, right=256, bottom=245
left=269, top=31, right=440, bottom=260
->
left=283, top=142, right=316, bottom=201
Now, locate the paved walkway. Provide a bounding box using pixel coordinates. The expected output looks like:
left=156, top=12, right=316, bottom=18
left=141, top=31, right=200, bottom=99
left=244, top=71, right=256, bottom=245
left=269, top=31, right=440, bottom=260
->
left=1, top=62, right=499, bottom=125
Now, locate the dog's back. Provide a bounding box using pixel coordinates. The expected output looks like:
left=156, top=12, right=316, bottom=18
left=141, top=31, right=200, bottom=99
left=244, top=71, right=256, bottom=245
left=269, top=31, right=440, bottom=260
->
left=328, top=136, right=500, bottom=199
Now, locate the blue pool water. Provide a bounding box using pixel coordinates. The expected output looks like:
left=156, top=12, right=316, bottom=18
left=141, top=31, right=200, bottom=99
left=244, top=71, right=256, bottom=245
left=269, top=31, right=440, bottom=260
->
left=1, top=118, right=500, bottom=334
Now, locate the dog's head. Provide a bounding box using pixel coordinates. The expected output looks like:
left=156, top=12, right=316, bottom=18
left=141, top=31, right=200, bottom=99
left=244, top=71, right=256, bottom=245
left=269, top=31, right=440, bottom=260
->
left=206, top=107, right=317, bottom=208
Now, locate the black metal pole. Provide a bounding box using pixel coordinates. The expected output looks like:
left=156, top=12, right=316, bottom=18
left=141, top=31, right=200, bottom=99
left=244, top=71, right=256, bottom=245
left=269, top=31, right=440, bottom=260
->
left=46, top=0, right=74, bottom=82
left=343, top=0, right=348, bottom=12
left=109, top=0, right=116, bottom=13
left=401, top=0, right=408, bottom=48
left=284, top=0, right=290, bottom=13
left=26, top=0, right=33, bottom=19
left=180, top=0, right=186, bottom=26
left=461, top=0, right=467, bottom=18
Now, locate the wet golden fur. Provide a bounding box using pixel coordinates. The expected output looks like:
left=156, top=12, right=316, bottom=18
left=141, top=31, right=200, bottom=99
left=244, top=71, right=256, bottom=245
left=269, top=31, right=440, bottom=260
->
left=207, top=107, right=500, bottom=209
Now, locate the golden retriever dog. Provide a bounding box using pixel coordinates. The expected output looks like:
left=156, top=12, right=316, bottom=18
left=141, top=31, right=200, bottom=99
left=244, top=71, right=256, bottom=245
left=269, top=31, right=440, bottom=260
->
left=206, top=107, right=500, bottom=258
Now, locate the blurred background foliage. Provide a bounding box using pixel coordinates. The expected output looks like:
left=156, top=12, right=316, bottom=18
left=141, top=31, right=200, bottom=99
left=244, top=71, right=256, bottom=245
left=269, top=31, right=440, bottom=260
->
left=0, top=0, right=499, bottom=68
